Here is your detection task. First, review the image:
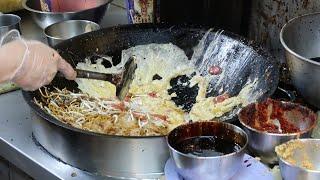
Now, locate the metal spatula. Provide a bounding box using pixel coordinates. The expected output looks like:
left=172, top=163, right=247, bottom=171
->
left=56, top=57, right=137, bottom=100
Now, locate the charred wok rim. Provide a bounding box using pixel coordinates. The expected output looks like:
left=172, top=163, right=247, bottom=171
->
left=22, top=23, right=279, bottom=138
left=238, top=101, right=317, bottom=136
left=166, top=121, right=249, bottom=159
left=22, top=0, right=113, bottom=15
left=276, top=138, right=320, bottom=173
left=280, top=12, right=320, bottom=66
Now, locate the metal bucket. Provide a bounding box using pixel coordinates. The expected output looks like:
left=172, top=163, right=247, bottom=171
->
left=249, top=0, right=320, bottom=62
left=280, top=13, right=320, bottom=108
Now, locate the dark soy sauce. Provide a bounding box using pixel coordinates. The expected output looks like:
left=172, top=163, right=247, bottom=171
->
left=310, top=57, right=320, bottom=62
left=175, top=136, right=241, bottom=157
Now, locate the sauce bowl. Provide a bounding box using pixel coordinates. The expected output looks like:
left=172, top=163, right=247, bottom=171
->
left=239, top=99, right=317, bottom=164
left=167, top=121, right=248, bottom=180
left=276, top=139, right=320, bottom=180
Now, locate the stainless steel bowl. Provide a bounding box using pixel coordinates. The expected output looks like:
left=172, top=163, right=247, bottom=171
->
left=239, top=100, right=317, bottom=164
left=276, top=139, right=320, bottom=180
left=44, top=20, right=100, bottom=46
left=167, top=121, right=248, bottom=180
left=0, top=14, right=21, bottom=37
left=22, top=0, right=111, bottom=29
left=280, top=12, right=320, bottom=108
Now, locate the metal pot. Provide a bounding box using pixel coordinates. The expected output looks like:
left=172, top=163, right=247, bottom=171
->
left=249, top=0, right=320, bottom=62
left=22, top=24, right=279, bottom=179
left=280, top=12, right=320, bottom=108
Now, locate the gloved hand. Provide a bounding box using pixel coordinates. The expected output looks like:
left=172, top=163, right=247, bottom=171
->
left=0, top=30, right=76, bottom=91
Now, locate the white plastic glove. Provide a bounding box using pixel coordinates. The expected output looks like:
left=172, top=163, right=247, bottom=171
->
left=0, top=30, right=76, bottom=91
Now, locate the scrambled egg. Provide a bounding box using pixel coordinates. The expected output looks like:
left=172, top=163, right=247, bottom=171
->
left=190, top=79, right=256, bottom=121
left=76, top=59, right=117, bottom=98
left=122, top=43, right=194, bottom=96
left=75, top=43, right=255, bottom=128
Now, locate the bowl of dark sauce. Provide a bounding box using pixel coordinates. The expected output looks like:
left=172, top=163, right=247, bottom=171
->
left=167, top=121, right=248, bottom=180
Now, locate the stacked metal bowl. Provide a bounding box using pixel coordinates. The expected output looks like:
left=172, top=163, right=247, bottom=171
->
left=22, top=0, right=112, bottom=29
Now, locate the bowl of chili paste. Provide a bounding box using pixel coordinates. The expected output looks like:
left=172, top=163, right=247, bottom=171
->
left=238, top=98, right=317, bottom=164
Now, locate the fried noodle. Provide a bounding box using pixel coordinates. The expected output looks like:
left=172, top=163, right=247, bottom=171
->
left=35, top=87, right=170, bottom=136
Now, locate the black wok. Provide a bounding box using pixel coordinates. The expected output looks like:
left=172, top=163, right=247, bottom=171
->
left=22, top=24, right=279, bottom=178
left=25, top=23, right=279, bottom=122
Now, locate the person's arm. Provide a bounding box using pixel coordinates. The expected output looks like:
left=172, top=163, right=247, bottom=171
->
left=0, top=31, right=76, bottom=91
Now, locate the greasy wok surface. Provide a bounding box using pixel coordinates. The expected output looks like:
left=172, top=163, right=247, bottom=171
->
left=22, top=24, right=279, bottom=135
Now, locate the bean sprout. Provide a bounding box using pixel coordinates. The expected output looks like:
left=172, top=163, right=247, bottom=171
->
left=35, top=87, right=169, bottom=136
